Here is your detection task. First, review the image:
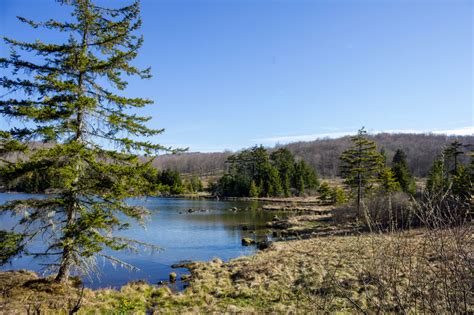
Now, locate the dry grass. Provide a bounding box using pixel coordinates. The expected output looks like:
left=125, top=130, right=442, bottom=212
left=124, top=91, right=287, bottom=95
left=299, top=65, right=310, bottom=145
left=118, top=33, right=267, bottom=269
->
left=262, top=204, right=333, bottom=213
left=2, top=226, right=471, bottom=314
left=0, top=270, right=85, bottom=314
left=148, top=226, right=472, bottom=313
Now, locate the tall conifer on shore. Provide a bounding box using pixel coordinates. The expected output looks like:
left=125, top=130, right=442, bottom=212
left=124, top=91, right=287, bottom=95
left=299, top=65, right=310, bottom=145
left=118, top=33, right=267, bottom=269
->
left=0, top=0, right=170, bottom=283
left=340, top=127, right=383, bottom=214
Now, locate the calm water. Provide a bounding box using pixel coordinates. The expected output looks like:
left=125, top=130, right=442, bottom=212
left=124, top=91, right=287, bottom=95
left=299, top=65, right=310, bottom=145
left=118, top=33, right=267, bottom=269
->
left=0, top=193, right=282, bottom=289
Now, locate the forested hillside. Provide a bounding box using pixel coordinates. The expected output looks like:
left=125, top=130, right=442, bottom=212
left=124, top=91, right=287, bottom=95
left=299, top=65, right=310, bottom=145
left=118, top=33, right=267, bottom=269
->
left=3, top=133, right=472, bottom=180
left=154, top=133, right=473, bottom=177
left=152, top=151, right=231, bottom=176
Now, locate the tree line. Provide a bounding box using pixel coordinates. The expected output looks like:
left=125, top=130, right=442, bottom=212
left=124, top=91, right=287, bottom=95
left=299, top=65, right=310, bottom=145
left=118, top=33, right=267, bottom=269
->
left=209, top=146, right=319, bottom=197
left=148, top=169, right=204, bottom=195
left=1, top=166, right=203, bottom=195
left=152, top=133, right=473, bottom=178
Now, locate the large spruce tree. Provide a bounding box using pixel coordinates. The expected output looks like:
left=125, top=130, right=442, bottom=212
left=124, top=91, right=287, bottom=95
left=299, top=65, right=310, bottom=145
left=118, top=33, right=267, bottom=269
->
left=391, top=149, right=415, bottom=195
left=0, top=0, right=169, bottom=283
left=340, top=127, right=383, bottom=214
left=426, top=158, right=447, bottom=193
left=270, top=148, right=295, bottom=197
left=444, top=140, right=464, bottom=174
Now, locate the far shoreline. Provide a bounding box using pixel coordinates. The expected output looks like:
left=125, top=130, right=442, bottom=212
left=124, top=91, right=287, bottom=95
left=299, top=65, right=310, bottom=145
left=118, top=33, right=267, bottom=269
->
left=0, top=190, right=322, bottom=204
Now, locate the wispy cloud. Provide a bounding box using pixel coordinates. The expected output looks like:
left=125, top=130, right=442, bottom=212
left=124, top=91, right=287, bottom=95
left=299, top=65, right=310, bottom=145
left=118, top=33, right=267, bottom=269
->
left=252, top=126, right=474, bottom=145
left=431, top=126, right=474, bottom=136
left=252, top=132, right=354, bottom=144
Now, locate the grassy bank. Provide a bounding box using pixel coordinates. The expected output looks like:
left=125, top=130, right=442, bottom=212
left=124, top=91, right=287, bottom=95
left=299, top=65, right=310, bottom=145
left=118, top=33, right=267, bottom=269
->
left=1, top=225, right=472, bottom=314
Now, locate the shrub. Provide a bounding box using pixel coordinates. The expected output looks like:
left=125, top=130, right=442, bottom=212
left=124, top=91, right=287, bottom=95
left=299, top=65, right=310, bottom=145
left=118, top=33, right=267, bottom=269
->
left=318, top=182, right=332, bottom=203
left=331, top=186, right=347, bottom=205
left=332, top=203, right=358, bottom=225
left=361, top=192, right=414, bottom=230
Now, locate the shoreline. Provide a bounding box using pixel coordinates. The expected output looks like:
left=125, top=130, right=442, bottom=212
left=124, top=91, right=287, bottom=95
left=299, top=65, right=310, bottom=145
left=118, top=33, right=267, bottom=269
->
left=2, top=225, right=470, bottom=313
left=0, top=190, right=323, bottom=204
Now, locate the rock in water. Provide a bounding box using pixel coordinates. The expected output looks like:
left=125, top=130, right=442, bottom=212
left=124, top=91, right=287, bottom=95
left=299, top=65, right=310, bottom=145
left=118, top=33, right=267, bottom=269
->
left=171, top=260, right=194, bottom=269
left=169, top=272, right=177, bottom=282
left=241, top=238, right=255, bottom=246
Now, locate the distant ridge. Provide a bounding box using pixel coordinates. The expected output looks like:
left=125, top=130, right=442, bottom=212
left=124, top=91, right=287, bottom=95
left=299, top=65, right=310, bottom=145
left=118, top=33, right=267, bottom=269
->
left=2, top=133, right=472, bottom=178
left=153, top=133, right=474, bottom=177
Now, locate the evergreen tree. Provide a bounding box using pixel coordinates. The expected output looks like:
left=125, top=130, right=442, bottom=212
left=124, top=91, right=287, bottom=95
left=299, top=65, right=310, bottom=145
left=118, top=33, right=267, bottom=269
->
left=293, top=160, right=319, bottom=191
left=318, top=182, right=332, bottom=203
left=444, top=141, right=464, bottom=174
left=219, top=146, right=283, bottom=197
left=379, top=167, right=400, bottom=194
left=380, top=148, right=387, bottom=166
left=426, top=158, right=447, bottom=192
left=297, top=175, right=305, bottom=196
left=427, top=142, right=471, bottom=199
left=248, top=180, right=259, bottom=197
left=451, top=165, right=472, bottom=201
left=157, top=169, right=183, bottom=192
left=222, top=146, right=265, bottom=196
left=340, top=127, right=384, bottom=214
left=331, top=186, right=347, bottom=205
left=302, top=161, right=319, bottom=189
left=0, top=230, right=25, bottom=265
left=391, top=149, right=416, bottom=195
left=270, top=148, right=295, bottom=197
left=190, top=175, right=203, bottom=192
left=183, top=179, right=194, bottom=193
left=216, top=174, right=239, bottom=197
left=257, top=179, right=265, bottom=197
left=0, top=0, right=169, bottom=282
left=282, top=173, right=291, bottom=197
left=260, top=163, right=283, bottom=197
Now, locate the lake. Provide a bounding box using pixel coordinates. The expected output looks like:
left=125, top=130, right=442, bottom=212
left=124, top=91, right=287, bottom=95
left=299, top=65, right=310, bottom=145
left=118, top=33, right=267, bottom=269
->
left=0, top=193, right=284, bottom=289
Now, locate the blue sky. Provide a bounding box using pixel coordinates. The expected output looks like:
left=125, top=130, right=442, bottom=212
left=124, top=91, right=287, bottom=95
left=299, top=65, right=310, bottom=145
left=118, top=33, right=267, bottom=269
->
left=1, top=0, right=472, bottom=152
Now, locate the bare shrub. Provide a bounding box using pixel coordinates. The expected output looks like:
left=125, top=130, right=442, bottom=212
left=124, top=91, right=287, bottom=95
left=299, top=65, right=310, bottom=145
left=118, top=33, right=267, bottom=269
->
left=332, top=203, right=358, bottom=225
left=332, top=192, right=415, bottom=230
left=362, top=191, right=414, bottom=231
left=316, top=186, right=473, bottom=313
left=357, top=226, right=473, bottom=313
left=353, top=189, right=473, bottom=313
left=414, top=188, right=471, bottom=228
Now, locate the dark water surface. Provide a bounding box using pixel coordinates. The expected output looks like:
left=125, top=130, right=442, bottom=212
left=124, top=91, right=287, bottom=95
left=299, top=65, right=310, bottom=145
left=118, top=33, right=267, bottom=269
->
left=0, top=193, right=282, bottom=289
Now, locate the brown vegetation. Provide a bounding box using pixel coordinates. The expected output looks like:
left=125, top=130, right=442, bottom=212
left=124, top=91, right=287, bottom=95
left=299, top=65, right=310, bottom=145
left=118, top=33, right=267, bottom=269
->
left=1, top=225, right=471, bottom=313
